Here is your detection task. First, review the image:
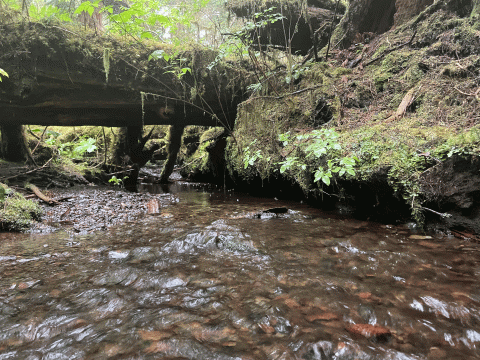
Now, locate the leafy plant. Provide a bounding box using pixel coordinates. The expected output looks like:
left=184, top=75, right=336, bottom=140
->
left=30, top=3, right=72, bottom=22
left=71, top=137, right=97, bottom=157
left=278, top=129, right=358, bottom=186
left=243, top=140, right=265, bottom=169
left=44, top=131, right=98, bottom=159
left=109, top=175, right=128, bottom=185
left=148, top=49, right=192, bottom=79
left=242, top=129, right=358, bottom=187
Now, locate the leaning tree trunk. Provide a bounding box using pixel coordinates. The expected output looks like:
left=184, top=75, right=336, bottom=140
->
left=0, top=124, right=32, bottom=162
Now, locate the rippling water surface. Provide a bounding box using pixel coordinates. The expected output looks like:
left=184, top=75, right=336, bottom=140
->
left=0, top=182, right=479, bottom=359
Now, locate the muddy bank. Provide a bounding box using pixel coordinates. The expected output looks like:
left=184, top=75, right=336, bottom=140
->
left=0, top=160, right=179, bottom=233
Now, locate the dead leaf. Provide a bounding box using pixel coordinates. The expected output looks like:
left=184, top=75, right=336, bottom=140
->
left=305, top=312, right=339, bottom=322
left=284, top=298, right=301, bottom=309
left=418, top=241, right=442, bottom=249
left=258, top=323, right=275, bottom=334
left=144, top=341, right=173, bottom=354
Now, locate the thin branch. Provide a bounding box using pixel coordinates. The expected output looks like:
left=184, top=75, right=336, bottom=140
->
left=454, top=86, right=480, bottom=101
left=31, top=126, right=48, bottom=155
left=364, top=31, right=417, bottom=67
left=1, top=157, right=53, bottom=181
left=28, top=126, right=40, bottom=140
left=246, top=84, right=322, bottom=102
left=421, top=206, right=451, bottom=218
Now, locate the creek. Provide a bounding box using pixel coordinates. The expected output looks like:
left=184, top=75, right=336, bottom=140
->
left=0, top=181, right=479, bottom=359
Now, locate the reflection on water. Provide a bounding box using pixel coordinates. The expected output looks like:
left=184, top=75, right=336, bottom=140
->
left=0, top=184, right=479, bottom=359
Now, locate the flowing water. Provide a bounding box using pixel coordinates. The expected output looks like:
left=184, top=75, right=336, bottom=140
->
left=0, top=182, right=479, bottom=360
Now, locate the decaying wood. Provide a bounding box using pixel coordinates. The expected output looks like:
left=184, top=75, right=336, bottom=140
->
left=385, top=86, right=418, bottom=123
left=25, top=183, right=59, bottom=205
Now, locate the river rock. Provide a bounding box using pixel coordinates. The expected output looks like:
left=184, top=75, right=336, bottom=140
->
left=345, top=323, right=392, bottom=342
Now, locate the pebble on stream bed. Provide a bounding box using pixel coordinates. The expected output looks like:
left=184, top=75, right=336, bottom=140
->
left=30, top=186, right=178, bottom=234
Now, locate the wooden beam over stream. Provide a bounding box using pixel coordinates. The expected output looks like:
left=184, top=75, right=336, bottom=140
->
left=0, top=22, right=251, bottom=128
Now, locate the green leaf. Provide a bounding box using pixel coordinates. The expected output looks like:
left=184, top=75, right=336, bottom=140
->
left=58, top=13, right=72, bottom=22
left=346, top=168, right=356, bottom=176
left=322, top=175, right=331, bottom=186
left=141, top=31, right=153, bottom=39
left=73, top=137, right=97, bottom=157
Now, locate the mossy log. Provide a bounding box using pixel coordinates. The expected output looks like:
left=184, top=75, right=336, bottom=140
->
left=0, top=22, right=251, bottom=129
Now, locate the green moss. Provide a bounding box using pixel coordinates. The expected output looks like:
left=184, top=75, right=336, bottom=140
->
left=332, top=67, right=352, bottom=77
left=180, top=127, right=226, bottom=179
left=0, top=184, right=43, bottom=231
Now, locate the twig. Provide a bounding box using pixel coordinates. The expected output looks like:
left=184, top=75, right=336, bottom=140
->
left=421, top=206, right=451, bottom=218
left=27, top=126, right=40, bottom=140
left=104, top=168, right=136, bottom=176
left=247, top=85, right=323, bottom=102
left=0, top=157, right=53, bottom=181
left=364, top=31, right=417, bottom=67
left=173, top=153, right=206, bottom=172
left=454, top=86, right=480, bottom=101
left=31, top=126, right=48, bottom=155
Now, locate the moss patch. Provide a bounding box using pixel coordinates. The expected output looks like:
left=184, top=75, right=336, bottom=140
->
left=0, top=183, right=43, bottom=231
left=225, top=8, right=480, bottom=226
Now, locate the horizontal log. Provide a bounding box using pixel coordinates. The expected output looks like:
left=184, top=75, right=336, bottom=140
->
left=0, top=103, right=235, bottom=128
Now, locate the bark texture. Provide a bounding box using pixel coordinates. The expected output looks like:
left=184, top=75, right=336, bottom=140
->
left=394, top=0, right=434, bottom=26
left=159, top=124, right=185, bottom=183
left=0, top=125, right=32, bottom=162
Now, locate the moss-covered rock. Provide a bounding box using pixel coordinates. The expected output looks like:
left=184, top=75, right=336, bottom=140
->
left=0, top=183, right=43, bottom=231
left=180, top=127, right=228, bottom=183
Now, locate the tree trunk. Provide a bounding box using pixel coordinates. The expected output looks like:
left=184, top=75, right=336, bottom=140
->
left=113, top=126, right=142, bottom=166
left=0, top=124, right=32, bottom=162
left=113, top=126, right=159, bottom=191
left=159, top=124, right=185, bottom=183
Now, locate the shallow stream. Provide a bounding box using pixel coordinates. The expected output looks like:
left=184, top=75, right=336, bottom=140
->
left=0, top=182, right=479, bottom=359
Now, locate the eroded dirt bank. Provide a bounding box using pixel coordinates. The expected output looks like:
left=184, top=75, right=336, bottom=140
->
left=181, top=4, right=480, bottom=235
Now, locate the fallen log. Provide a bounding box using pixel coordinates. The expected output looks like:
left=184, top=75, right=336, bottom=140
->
left=25, top=183, right=59, bottom=205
